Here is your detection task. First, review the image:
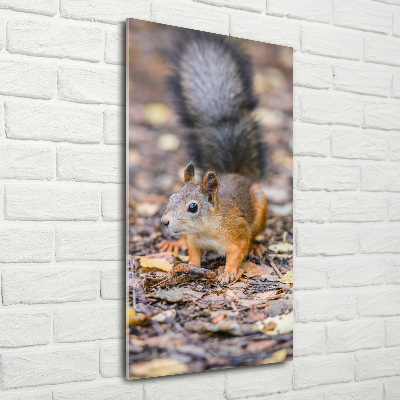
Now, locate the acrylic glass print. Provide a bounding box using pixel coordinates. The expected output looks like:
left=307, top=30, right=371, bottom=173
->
left=127, top=19, right=293, bottom=379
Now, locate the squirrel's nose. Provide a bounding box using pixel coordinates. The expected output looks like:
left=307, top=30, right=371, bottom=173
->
left=161, top=216, right=169, bottom=227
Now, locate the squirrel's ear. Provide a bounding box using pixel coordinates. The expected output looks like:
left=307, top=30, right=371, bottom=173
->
left=200, top=171, right=219, bottom=205
left=184, top=163, right=195, bottom=183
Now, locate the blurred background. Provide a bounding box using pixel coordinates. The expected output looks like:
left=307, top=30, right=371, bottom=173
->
left=128, top=19, right=293, bottom=256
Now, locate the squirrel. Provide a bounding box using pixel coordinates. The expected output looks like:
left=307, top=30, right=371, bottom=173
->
left=158, top=30, right=268, bottom=285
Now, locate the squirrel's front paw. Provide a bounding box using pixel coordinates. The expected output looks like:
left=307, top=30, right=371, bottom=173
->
left=217, top=267, right=238, bottom=285
left=157, top=237, right=187, bottom=252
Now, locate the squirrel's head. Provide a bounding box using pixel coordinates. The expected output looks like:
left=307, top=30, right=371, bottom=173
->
left=161, top=163, right=220, bottom=236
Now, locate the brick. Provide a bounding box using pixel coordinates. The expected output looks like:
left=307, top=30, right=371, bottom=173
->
left=57, top=146, right=123, bottom=183
left=0, top=345, right=97, bottom=389
left=387, top=255, right=400, bottom=284
left=365, top=34, right=400, bottom=67
left=386, top=318, right=400, bottom=347
left=375, top=0, right=400, bottom=4
left=300, top=90, right=362, bottom=126
left=104, top=107, right=124, bottom=144
left=146, top=370, right=225, bottom=400
left=0, top=390, right=52, bottom=400
left=294, top=55, right=332, bottom=89
left=327, top=256, right=386, bottom=287
left=7, top=19, right=103, bottom=62
left=0, top=310, right=51, bottom=347
left=56, top=226, right=123, bottom=261
left=294, top=354, right=354, bottom=389
left=197, top=0, right=265, bottom=12
left=364, top=100, right=400, bottom=130
left=331, top=127, right=388, bottom=160
left=389, top=195, right=400, bottom=220
left=387, top=257, right=400, bottom=284
left=100, top=341, right=123, bottom=377
left=2, top=268, right=98, bottom=305
left=0, top=18, right=4, bottom=50
left=293, top=323, right=325, bottom=356
left=362, top=164, right=400, bottom=192
left=0, top=145, right=53, bottom=180
left=268, top=0, right=331, bottom=23
left=334, top=0, right=391, bottom=33
left=384, top=379, right=400, bottom=400
left=358, top=287, right=400, bottom=317
left=390, top=133, right=400, bottom=161
left=0, top=99, right=4, bottom=137
left=330, top=193, right=387, bottom=222
left=101, top=266, right=124, bottom=299
left=152, top=0, right=229, bottom=35
left=230, top=12, right=300, bottom=50
left=356, top=348, right=400, bottom=380
left=294, top=257, right=326, bottom=289
left=327, top=320, right=385, bottom=352
left=297, top=158, right=360, bottom=191
left=58, top=65, right=123, bottom=105
left=0, top=0, right=57, bottom=16
left=53, top=382, right=142, bottom=400
left=302, top=24, right=363, bottom=60
left=102, top=185, right=124, bottom=221
left=297, top=225, right=359, bottom=256
left=5, top=100, right=102, bottom=143
left=105, top=26, right=124, bottom=64
left=0, top=226, right=53, bottom=263
left=256, top=392, right=324, bottom=400
left=394, top=10, right=400, bottom=37
left=225, top=362, right=292, bottom=399
left=293, top=191, right=330, bottom=223
left=295, top=290, right=356, bottom=322
left=54, top=304, right=123, bottom=343
left=334, top=63, right=392, bottom=97
left=5, top=184, right=99, bottom=221
left=360, top=224, right=400, bottom=253
left=0, top=58, right=55, bottom=99
left=324, top=382, right=383, bottom=400
left=61, top=0, right=149, bottom=23
left=293, top=122, right=330, bottom=157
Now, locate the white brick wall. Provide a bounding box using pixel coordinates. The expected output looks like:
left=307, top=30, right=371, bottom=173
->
left=0, top=0, right=399, bottom=399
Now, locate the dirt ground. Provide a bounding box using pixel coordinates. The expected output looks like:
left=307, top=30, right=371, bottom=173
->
left=127, top=20, right=293, bottom=379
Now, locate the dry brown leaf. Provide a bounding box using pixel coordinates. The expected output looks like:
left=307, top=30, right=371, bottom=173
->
left=224, top=288, right=239, bottom=301
left=247, top=308, right=266, bottom=321
left=241, top=262, right=269, bottom=277
left=207, top=320, right=241, bottom=336
left=255, top=291, right=278, bottom=300
left=130, top=358, right=188, bottom=378
left=246, top=340, right=277, bottom=353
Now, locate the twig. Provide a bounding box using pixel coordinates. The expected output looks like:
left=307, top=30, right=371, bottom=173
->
left=266, top=255, right=283, bottom=278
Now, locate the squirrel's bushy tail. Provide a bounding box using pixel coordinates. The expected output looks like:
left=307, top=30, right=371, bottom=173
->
left=166, top=30, right=267, bottom=181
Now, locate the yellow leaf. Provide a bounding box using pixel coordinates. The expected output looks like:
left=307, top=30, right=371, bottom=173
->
left=268, top=242, right=293, bottom=253
left=151, top=309, right=176, bottom=323
left=254, top=312, right=293, bottom=336
left=280, top=270, right=293, bottom=284
left=138, top=253, right=173, bottom=272
left=171, top=251, right=189, bottom=263
left=130, top=358, right=188, bottom=378
left=135, top=202, right=158, bottom=217
left=262, top=349, right=288, bottom=364
left=143, top=103, right=172, bottom=126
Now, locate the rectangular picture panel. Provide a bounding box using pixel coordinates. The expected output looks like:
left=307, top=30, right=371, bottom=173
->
left=127, top=18, right=293, bottom=379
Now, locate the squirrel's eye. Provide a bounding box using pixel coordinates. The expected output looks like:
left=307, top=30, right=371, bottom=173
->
left=187, top=203, right=198, bottom=213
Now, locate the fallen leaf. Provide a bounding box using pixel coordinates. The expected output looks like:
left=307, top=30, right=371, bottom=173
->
left=213, top=312, right=228, bottom=324
left=280, top=270, right=293, bottom=284
left=255, top=291, right=278, bottom=300
left=137, top=252, right=173, bottom=272
left=241, top=262, right=270, bottom=277
left=135, top=202, right=159, bottom=217
left=246, top=340, right=277, bottom=353
left=224, top=288, right=238, bottom=301
left=268, top=242, right=293, bottom=253
left=254, top=312, right=293, bottom=336
left=262, top=349, right=288, bottom=364
left=171, top=252, right=189, bottom=263
left=130, top=358, right=188, bottom=378
left=158, top=133, right=180, bottom=151
left=207, top=320, right=241, bottom=336
left=151, top=309, right=176, bottom=323
left=128, top=308, right=149, bottom=326
left=154, top=289, right=183, bottom=303
left=247, top=308, right=266, bottom=321
left=143, top=103, right=172, bottom=126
